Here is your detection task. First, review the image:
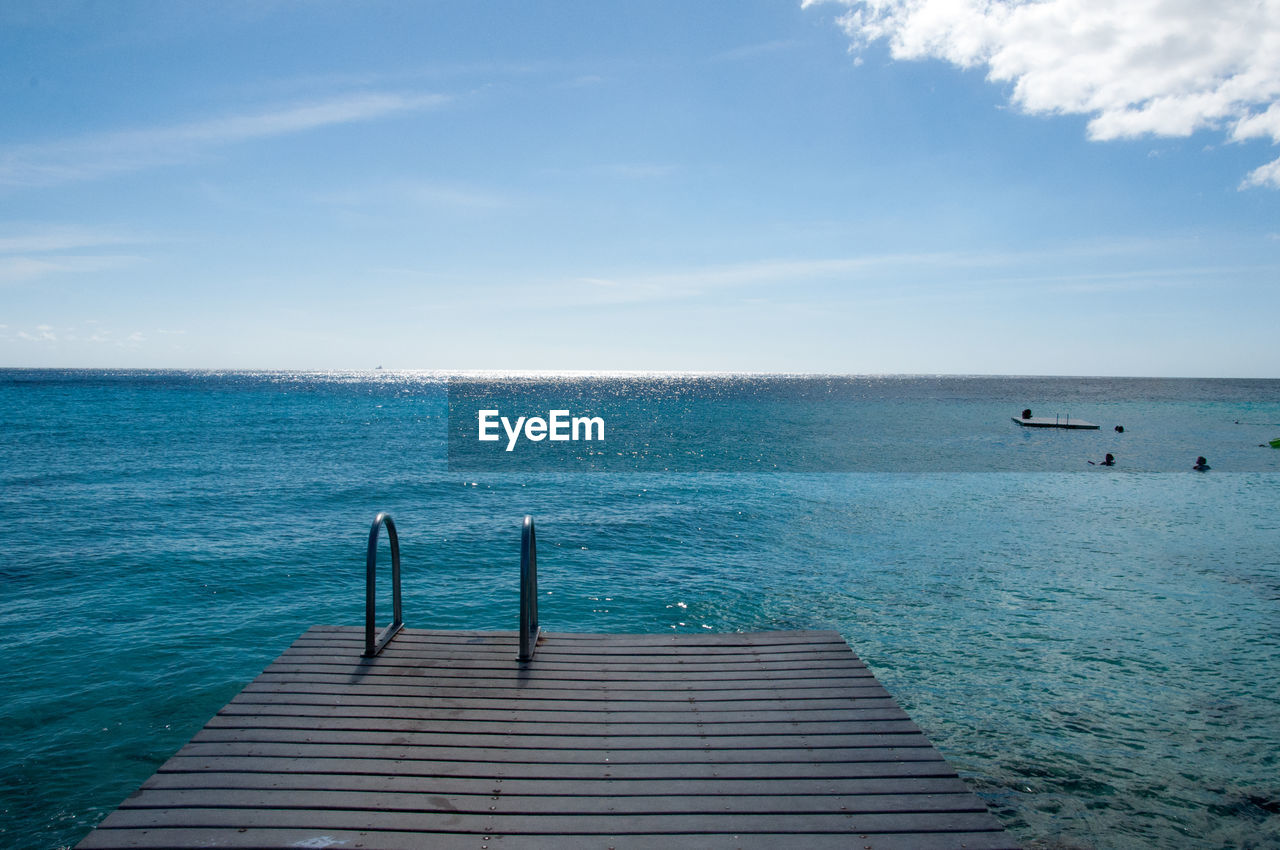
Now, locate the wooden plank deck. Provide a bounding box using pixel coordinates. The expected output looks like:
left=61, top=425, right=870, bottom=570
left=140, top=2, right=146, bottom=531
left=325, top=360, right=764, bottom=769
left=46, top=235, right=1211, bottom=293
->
left=76, top=627, right=1017, bottom=849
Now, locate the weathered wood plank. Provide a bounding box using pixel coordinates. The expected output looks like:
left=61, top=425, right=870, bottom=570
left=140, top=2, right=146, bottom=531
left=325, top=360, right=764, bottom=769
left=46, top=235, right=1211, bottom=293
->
left=261, top=656, right=876, bottom=677
left=226, top=691, right=904, bottom=714
left=173, top=741, right=941, bottom=763
left=239, top=681, right=892, bottom=702
left=79, top=827, right=1019, bottom=850
left=139, top=771, right=975, bottom=797
left=216, top=700, right=912, bottom=724
left=94, top=807, right=1007, bottom=834
left=118, top=788, right=989, bottom=816
left=202, top=714, right=922, bottom=737
left=275, top=647, right=865, bottom=665
left=251, top=671, right=879, bottom=690
left=267, top=657, right=874, bottom=677
left=188, top=728, right=933, bottom=750
left=283, top=644, right=864, bottom=665
left=155, top=756, right=958, bottom=783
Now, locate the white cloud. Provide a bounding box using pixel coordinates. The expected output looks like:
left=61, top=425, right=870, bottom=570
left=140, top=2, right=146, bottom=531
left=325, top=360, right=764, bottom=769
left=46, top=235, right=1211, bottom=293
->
left=558, top=252, right=1007, bottom=305
left=1242, top=157, right=1280, bottom=188
left=592, top=163, right=679, bottom=179
left=569, top=257, right=883, bottom=303
left=0, top=254, right=144, bottom=284
left=0, top=226, right=144, bottom=254
left=11, top=323, right=154, bottom=347
left=551, top=241, right=1262, bottom=306
left=18, top=324, right=57, bottom=342
left=805, top=0, right=1280, bottom=187
left=402, top=183, right=512, bottom=210
left=537, top=162, right=679, bottom=181
left=0, top=91, right=449, bottom=187
left=0, top=226, right=150, bottom=284
left=711, top=40, right=801, bottom=63
left=314, top=179, right=514, bottom=212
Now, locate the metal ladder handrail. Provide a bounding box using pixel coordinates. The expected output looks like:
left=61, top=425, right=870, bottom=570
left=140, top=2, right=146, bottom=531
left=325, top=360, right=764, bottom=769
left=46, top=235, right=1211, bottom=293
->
left=519, top=515, right=541, bottom=662
left=364, top=512, right=404, bottom=657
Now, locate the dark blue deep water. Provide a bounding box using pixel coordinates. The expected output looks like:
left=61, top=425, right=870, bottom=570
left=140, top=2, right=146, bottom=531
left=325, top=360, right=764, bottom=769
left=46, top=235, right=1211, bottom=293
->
left=2, top=370, right=1278, bottom=849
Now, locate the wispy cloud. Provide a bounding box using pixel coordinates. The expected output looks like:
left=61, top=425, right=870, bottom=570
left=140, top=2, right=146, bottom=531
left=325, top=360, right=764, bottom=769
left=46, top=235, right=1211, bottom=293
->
left=0, top=226, right=143, bottom=254
left=805, top=0, right=1280, bottom=188
left=562, top=74, right=606, bottom=88
left=561, top=254, right=955, bottom=304
left=0, top=254, right=144, bottom=285
left=244, top=62, right=551, bottom=97
left=556, top=244, right=1258, bottom=305
left=0, top=225, right=150, bottom=284
left=538, top=162, right=679, bottom=181
left=592, top=163, right=678, bottom=179
left=0, top=91, right=449, bottom=188
left=18, top=324, right=58, bottom=342
left=314, top=179, right=514, bottom=212
left=10, top=322, right=151, bottom=347
left=710, top=40, right=801, bottom=63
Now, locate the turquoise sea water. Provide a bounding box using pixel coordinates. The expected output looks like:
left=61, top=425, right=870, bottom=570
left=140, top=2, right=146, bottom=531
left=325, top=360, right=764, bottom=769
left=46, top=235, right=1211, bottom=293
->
left=2, top=370, right=1279, bottom=849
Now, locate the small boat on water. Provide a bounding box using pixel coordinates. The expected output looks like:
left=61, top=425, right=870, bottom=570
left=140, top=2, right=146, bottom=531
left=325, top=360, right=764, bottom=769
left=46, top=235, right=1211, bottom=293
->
left=1012, top=415, right=1100, bottom=430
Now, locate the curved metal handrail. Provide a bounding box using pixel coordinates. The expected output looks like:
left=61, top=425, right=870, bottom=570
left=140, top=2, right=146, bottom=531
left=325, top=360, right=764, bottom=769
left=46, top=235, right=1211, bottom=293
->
left=519, top=515, right=541, bottom=662
left=364, top=512, right=404, bottom=657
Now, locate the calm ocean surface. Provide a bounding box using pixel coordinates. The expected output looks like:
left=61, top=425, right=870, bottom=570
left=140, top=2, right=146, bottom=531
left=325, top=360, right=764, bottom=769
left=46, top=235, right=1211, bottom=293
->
left=2, top=370, right=1279, bottom=849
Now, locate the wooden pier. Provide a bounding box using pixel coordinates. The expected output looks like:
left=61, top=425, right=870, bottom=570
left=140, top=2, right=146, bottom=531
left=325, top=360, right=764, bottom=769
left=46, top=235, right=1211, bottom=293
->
left=76, top=625, right=1017, bottom=849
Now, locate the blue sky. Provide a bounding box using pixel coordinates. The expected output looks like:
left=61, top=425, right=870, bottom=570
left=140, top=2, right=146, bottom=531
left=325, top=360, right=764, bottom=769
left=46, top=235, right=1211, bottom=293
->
left=2, top=0, right=1277, bottom=376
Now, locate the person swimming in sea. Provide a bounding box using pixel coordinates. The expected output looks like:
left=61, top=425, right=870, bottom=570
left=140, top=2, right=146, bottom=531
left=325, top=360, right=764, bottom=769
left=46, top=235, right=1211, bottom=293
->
left=1193, top=456, right=1210, bottom=471
left=1089, top=453, right=1115, bottom=466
